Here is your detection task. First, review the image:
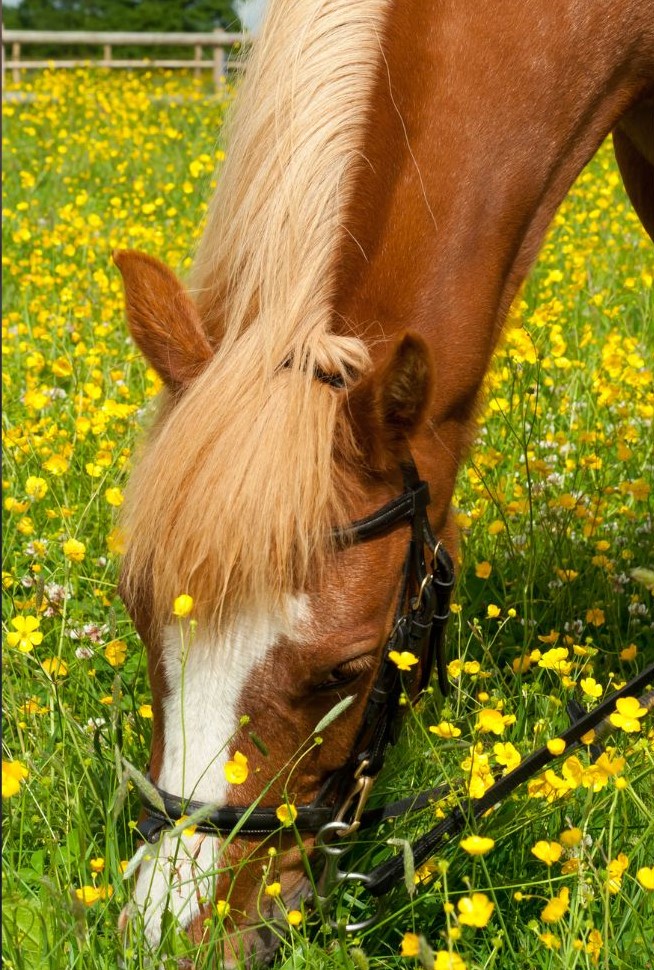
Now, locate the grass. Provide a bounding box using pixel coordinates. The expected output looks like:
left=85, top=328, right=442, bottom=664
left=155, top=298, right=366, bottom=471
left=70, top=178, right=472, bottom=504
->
left=2, top=69, right=653, bottom=970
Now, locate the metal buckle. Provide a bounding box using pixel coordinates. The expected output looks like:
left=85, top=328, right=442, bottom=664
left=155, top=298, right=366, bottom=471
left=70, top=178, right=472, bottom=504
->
left=315, top=821, right=385, bottom=933
left=333, top=760, right=375, bottom=837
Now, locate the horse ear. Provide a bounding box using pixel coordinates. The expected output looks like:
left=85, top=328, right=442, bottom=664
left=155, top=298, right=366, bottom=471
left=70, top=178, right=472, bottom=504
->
left=113, top=250, right=213, bottom=391
left=347, top=332, right=434, bottom=473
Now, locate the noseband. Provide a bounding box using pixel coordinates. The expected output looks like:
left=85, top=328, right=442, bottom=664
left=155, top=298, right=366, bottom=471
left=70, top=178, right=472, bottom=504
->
left=136, top=455, right=455, bottom=843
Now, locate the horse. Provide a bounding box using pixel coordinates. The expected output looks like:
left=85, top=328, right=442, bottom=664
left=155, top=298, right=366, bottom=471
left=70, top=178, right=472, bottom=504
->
left=113, top=0, right=654, bottom=964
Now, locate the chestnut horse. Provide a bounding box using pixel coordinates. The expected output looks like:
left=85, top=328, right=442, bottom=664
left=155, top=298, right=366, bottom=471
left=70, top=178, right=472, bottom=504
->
left=114, top=0, right=654, bottom=964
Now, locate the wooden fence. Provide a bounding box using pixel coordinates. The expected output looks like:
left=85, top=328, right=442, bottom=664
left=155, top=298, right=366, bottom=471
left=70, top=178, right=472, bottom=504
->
left=1, top=28, right=248, bottom=92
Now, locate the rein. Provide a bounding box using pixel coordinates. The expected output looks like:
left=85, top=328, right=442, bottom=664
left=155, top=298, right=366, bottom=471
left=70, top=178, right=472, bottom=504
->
left=318, top=663, right=654, bottom=930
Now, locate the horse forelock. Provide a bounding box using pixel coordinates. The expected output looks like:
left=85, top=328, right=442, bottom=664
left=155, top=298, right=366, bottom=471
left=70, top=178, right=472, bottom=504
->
left=119, top=340, right=367, bottom=628
left=121, top=0, right=394, bottom=629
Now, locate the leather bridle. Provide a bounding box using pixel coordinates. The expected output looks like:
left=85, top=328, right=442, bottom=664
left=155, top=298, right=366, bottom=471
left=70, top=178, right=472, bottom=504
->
left=136, top=455, right=455, bottom=844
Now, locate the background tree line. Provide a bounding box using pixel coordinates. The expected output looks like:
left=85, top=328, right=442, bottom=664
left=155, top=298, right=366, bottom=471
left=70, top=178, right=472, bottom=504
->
left=3, top=0, right=244, bottom=58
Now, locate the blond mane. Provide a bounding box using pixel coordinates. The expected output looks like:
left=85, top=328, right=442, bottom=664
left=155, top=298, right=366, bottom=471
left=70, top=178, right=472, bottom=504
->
left=121, top=0, right=392, bottom=625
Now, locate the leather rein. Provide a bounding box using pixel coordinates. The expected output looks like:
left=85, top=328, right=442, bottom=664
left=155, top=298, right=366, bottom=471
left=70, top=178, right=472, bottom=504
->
left=136, top=455, right=455, bottom=844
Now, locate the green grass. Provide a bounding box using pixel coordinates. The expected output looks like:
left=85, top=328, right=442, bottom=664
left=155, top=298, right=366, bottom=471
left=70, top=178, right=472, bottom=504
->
left=2, top=69, right=653, bottom=970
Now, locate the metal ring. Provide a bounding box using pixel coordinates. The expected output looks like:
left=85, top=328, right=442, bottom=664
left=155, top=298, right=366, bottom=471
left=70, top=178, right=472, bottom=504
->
left=326, top=872, right=383, bottom=933
left=316, top=820, right=351, bottom=852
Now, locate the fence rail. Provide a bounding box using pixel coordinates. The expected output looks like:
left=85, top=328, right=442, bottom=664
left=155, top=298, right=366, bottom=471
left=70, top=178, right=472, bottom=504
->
left=1, top=28, right=248, bottom=91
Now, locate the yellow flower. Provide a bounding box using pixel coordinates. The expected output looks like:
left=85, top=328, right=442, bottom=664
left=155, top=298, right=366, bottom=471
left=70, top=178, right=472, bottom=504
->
left=457, top=892, right=494, bottom=928
left=276, top=803, right=298, bottom=827
left=104, top=639, right=127, bottom=667
left=539, top=932, right=561, bottom=950
left=486, top=604, right=501, bottom=618
left=224, top=751, right=249, bottom=785
left=106, top=527, right=126, bottom=555
left=537, top=631, right=559, bottom=645
left=541, top=886, right=569, bottom=923
left=414, top=859, right=439, bottom=885
left=139, top=704, right=153, bottom=719
left=585, top=608, right=605, bottom=627
left=5, top=497, right=29, bottom=514
left=445, top=658, right=468, bottom=685
left=178, top=815, right=197, bottom=836
left=475, top=561, right=492, bottom=579
left=429, top=721, right=461, bottom=739
left=475, top=708, right=515, bottom=735
left=594, top=751, right=625, bottom=782
left=43, top=455, right=69, bottom=476
left=25, top=476, right=48, bottom=500
left=41, top=657, right=69, bottom=679
left=538, top=647, right=572, bottom=674
left=172, top=594, right=194, bottom=618
left=559, top=827, right=583, bottom=848
left=555, top=568, right=578, bottom=582
left=90, top=857, right=105, bottom=872
left=19, top=697, right=48, bottom=716
left=619, top=643, right=638, bottom=662
left=463, top=661, right=481, bottom=675
left=400, top=932, right=420, bottom=957
left=264, top=881, right=282, bottom=897
left=493, top=741, right=521, bottom=771
left=636, top=867, right=654, bottom=890
left=389, top=650, right=419, bottom=671
left=459, top=835, right=495, bottom=856
left=215, top=900, right=230, bottom=918
left=607, top=853, right=629, bottom=894
left=105, top=487, right=124, bottom=507
left=2, top=760, right=28, bottom=798
left=580, top=677, right=603, bottom=698
left=487, top=520, right=505, bottom=536
left=75, top=885, right=113, bottom=906
left=63, top=537, right=86, bottom=563
left=6, top=615, right=43, bottom=653
left=433, top=953, right=467, bottom=970
left=585, top=929, right=603, bottom=965
left=287, top=909, right=303, bottom=926
left=52, top=357, right=73, bottom=377
left=531, top=841, right=563, bottom=865
left=609, top=696, right=647, bottom=733
left=546, top=738, right=566, bottom=756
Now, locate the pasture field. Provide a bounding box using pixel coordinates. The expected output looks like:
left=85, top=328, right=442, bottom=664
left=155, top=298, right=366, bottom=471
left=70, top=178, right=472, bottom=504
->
left=2, top=70, right=653, bottom=970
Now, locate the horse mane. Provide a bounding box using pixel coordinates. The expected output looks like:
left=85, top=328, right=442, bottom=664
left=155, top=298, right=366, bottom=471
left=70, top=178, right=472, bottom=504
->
left=121, top=0, right=392, bottom=625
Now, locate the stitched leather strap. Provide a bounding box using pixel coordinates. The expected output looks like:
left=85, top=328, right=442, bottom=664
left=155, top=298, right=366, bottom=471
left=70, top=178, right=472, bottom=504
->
left=362, top=662, right=654, bottom=897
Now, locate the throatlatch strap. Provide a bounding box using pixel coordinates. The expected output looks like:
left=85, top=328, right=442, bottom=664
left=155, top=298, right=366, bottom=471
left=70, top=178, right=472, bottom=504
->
left=362, top=662, right=654, bottom=898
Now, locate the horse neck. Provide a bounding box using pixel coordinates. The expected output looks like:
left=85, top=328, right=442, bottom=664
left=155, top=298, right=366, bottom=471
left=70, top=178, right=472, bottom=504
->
left=334, top=0, right=653, bottom=524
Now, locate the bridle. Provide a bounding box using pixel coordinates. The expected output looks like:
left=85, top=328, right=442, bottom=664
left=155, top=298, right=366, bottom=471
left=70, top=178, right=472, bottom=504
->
left=136, top=455, right=455, bottom=844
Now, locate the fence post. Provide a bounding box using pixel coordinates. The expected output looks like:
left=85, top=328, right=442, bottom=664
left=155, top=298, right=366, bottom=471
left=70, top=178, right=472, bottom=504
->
left=12, top=41, right=19, bottom=83
left=102, top=44, right=112, bottom=67
left=1, top=23, right=5, bottom=91
left=212, top=28, right=224, bottom=93
left=194, top=43, right=201, bottom=79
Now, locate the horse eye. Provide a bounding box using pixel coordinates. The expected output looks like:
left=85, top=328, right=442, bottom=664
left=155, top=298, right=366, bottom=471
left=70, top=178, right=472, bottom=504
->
left=315, top=655, right=373, bottom=691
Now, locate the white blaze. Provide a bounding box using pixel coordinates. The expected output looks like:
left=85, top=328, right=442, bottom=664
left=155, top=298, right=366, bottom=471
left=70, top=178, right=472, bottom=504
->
left=129, top=598, right=310, bottom=949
